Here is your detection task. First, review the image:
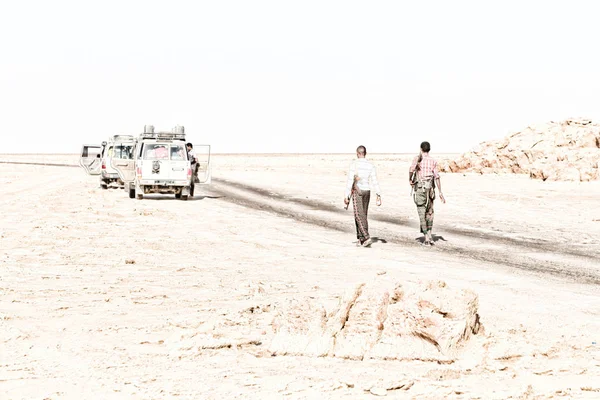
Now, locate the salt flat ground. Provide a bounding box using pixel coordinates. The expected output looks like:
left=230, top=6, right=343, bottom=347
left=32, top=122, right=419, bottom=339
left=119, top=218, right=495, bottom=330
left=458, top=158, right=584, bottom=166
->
left=1, top=153, right=599, bottom=399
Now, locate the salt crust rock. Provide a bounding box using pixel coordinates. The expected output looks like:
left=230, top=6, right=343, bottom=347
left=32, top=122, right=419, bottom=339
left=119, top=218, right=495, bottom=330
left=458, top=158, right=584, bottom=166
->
left=269, top=280, right=481, bottom=362
left=440, top=118, right=600, bottom=182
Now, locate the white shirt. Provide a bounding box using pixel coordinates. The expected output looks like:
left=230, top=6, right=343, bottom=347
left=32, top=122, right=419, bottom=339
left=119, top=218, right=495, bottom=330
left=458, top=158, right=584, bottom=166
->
left=187, top=149, right=197, bottom=163
left=345, top=158, right=381, bottom=198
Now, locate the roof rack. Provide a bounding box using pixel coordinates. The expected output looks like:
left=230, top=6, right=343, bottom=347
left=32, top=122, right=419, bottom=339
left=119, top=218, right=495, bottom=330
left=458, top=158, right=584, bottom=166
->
left=110, top=134, right=135, bottom=142
left=139, top=125, right=186, bottom=141
left=139, top=132, right=186, bottom=141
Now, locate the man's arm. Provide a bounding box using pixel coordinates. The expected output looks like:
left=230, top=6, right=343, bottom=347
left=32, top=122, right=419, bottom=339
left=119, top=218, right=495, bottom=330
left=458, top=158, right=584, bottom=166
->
left=344, top=161, right=355, bottom=199
left=370, top=164, right=382, bottom=205
left=433, top=162, right=445, bottom=203
left=370, top=164, right=381, bottom=197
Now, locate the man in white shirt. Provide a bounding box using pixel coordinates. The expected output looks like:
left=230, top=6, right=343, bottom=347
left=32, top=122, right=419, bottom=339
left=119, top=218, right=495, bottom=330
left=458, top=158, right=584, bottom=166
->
left=343, top=145, right=382, bottom=247
left=186, top=142, right=198, bottom=165
left=187, top=142, right=199, bottom=197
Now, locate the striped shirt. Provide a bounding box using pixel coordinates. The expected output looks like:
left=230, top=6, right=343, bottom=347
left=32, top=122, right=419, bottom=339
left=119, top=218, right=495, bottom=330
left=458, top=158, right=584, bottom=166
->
left=409, top=153, right=440, bottom=180
left=345, top=158, right=381, bottom=198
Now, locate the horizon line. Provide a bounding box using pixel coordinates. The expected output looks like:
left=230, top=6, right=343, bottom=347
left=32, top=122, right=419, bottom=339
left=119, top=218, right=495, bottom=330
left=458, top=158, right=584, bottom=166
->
left=0, top=152, right=462, bottom=156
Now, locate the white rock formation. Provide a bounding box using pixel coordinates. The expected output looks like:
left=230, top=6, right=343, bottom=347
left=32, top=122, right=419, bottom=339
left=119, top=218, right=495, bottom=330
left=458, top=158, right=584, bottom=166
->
left=440, top=118, right=600, bottom=181
left=269, top=280, right=481, bottom=362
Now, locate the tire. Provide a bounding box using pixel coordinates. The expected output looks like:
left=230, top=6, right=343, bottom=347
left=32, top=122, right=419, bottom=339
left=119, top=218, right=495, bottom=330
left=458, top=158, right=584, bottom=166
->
left=181, top=195, right=188, bottom=201
left=135, top=184, right=143, bottom=200
left=175, top=192, right=182, bottom=199
left=101, top=183, right=108, bottom=190
left=128, top=188, right=135, bottom=199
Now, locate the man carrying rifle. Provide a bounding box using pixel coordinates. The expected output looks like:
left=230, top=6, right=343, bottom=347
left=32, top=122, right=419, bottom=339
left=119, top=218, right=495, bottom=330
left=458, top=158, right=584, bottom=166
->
left=409, top=141, right=445, bottom=246
left=344, top=145, right=382, bottom=247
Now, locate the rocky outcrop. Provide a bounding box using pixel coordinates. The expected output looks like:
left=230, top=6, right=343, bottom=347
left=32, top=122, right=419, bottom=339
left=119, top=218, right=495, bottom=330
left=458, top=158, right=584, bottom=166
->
left=269, top=280, right=481, bottom=362
left=440, top=118, right=600, bottom=181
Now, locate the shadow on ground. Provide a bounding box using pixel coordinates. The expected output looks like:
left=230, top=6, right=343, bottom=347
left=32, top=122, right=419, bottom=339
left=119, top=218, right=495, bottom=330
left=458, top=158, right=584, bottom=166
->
left=134, top=195, right=224, bottom=201
left=415, top=235, right=448, bottom=244
left=371, top=237, right=388, bottom=244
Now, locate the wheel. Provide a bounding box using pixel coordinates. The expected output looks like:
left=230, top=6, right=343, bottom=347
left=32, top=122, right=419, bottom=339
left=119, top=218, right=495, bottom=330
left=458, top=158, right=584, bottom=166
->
left=135, top=184, right=143, bottom=200
left=181, top=195, right=188, bottom=201
left=128, top=188, right=135, bottom=199
left=175, top=192, right=182, bottom=199
left=101, top=183, right=108, bottom=190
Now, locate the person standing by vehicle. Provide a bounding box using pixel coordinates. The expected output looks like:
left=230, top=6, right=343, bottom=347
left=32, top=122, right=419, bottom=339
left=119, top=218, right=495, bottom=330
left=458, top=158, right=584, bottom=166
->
left=409, top=141, right=446, bottom=246
left=343, top=145, right=382, bottom=247
left=187, top=142, right=199, bottom=176
left=186, top=143, right=199, bottom=197
left=186, top=142, right=197, bottom=162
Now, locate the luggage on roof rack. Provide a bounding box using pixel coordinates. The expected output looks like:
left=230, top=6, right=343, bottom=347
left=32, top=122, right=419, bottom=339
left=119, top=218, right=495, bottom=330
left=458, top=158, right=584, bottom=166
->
left=139, top=125, right=186, bottom=141
left=110, top=134, right=135, bottom=143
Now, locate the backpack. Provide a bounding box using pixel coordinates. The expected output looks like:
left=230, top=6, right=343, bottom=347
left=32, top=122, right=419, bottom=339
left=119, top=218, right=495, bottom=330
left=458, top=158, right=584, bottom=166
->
left=411, top=155, right=435, bottom=207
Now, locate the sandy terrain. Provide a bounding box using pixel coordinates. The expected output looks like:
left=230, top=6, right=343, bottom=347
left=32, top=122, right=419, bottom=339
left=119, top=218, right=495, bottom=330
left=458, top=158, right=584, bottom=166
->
left=1, top=153, right=599, bottom=399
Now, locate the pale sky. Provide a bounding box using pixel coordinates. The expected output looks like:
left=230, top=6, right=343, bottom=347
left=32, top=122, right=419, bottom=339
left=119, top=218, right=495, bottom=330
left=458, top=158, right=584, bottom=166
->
left=1, top=0, right=599, bottom=154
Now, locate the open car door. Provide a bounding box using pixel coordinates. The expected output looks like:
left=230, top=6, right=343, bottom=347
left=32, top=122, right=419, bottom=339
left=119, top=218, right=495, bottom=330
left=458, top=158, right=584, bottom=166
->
left=194, top=145, right=212, bottom=184
left=79, top=144, right=103, bottom=175
left=110, top=141, right=136, bottom=184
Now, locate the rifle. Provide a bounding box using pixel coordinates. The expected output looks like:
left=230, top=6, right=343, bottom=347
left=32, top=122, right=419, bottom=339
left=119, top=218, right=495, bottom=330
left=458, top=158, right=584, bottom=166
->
left=410, top=153, right=422, bottom=197
left=345, top=174, right=360, bottom=210
left=410, top=170, right=417, bottom=198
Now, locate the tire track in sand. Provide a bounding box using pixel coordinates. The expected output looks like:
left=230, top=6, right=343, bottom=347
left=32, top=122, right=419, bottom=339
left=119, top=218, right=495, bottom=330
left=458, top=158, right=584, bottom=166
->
left=213, top=178, right=600, bottom=260
left=2, top=161, right=597, bottom=284
left=211, top=178, right=600, bottom=285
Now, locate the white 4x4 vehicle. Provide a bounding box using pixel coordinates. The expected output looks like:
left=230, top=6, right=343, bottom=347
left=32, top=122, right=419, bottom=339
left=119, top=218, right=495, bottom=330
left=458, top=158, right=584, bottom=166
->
left=110, top=125, right=211, bottom=200
left=99, top=135, right=135, bottom=189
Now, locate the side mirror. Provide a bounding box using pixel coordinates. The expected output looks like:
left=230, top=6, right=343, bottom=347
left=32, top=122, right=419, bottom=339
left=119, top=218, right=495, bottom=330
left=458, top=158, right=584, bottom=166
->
left=102, top=141, right=107, bottom=146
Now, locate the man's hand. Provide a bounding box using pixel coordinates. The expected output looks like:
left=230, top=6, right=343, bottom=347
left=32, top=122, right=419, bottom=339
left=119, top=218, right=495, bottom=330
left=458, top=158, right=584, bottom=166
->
left=376, top=195, right=382, bottom=206
left=344, top=197, right=350, bottom=207
left=439, top=192, right=446, bottom=204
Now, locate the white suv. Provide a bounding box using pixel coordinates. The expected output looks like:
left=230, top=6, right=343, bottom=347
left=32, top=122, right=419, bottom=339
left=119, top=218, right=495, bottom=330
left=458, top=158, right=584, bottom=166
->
left=100, top=135, right=135, bottom=189
left=111, top=125, right=211, bottom=200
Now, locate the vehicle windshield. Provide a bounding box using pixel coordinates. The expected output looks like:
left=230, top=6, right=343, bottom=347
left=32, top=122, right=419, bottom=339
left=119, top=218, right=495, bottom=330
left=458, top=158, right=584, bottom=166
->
left=113, top=145, right=133, bottom=159
left=143, top=143, right=187, bottom=160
